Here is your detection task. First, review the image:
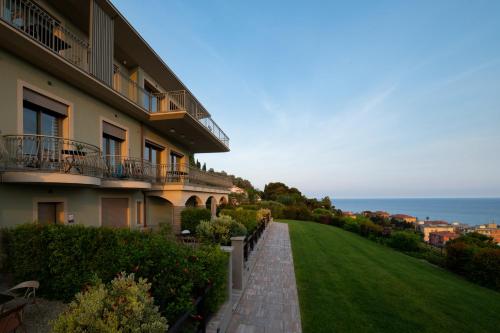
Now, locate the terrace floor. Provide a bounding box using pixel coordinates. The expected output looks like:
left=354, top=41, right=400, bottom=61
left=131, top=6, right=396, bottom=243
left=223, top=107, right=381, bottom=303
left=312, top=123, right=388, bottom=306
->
left=227, top=222, right=302, bottom=333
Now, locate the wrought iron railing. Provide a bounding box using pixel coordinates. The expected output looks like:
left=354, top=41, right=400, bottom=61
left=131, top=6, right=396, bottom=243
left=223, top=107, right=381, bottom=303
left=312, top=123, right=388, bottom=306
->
left=0, top=135, right=102, bottom=177
left=0, top=0, right=89, bottom=70
left=0, top=135, right=232, bottom=188
left=0, top=0, right=229, bottom=148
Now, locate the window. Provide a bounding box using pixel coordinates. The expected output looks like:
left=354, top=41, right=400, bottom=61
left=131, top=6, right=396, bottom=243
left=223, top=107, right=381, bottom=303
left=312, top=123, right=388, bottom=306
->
left=143, top=80, right=159, bottom=112
left=136, top=201, right=143, bottom=225
left=102, top=121, right=126, bottom=166
left=144, top=141, right=163, bottom=164
left=22, top=89, right=67, bottom=157
left=169, top=151, right=183, bottom=171
left=37, top=202, right=64, bottom=224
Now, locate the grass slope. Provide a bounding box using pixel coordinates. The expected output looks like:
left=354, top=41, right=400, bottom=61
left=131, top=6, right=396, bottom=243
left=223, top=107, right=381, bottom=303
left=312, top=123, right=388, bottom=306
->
left=284, top=220, right=500, bottom=333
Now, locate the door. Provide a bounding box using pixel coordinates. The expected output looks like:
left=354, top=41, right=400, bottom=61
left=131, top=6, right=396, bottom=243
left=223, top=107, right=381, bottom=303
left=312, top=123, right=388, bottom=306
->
left=101, top=198, right=129, bottom=228
left=37, top=202, right=64, bottom=224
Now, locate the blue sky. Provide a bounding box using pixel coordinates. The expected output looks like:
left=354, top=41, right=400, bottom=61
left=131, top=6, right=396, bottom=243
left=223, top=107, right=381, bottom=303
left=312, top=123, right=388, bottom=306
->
left=113, top=0, right=500, bottom=199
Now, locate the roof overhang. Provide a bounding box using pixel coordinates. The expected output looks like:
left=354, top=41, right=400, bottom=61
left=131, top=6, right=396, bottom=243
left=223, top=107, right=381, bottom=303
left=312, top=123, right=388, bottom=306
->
left=149, top=112, right=230, bottom=153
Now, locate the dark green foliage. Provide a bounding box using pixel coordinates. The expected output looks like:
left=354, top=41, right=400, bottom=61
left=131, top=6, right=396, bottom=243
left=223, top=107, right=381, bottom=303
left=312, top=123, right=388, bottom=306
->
left=311, top=208, right=333, bottom=224
left=256, top=201, right=285, bottom=218
left=1, top=224, right=228, bottom=322
left=181, top=208, right=211, bottom=234
left=262, top=182, right=303, bottom=202
left=343, top=219, right=360, bottom=233
left=445, top=233, right=500, bottom=290
left=358, top=218, right=384, bottom=237
left=283, top=205, right=312, bottom=221
left=220, top=208, right=258, bottom=233
left=388, top=231, right=421, bottom=252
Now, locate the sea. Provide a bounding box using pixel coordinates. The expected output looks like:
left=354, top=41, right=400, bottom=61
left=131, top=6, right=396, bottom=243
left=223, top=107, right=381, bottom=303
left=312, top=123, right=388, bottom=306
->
left=333, top=198, right=500, bottom=226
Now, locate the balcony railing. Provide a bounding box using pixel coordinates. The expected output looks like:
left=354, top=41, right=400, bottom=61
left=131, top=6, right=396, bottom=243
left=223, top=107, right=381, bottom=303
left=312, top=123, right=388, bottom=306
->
left=0, top=0, right=89, bottom=70
left=0, top=135, right=232, bottom=188
left=0, top=135, right=102, bottom=177
left=0, top=0, right=229, bottom=148
left=157, top=91, right=230, bottom=147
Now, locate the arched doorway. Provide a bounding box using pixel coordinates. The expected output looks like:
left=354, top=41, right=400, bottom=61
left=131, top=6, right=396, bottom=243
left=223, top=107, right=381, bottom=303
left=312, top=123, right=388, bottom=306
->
left=185, top=195, right=202, bottom=207
left=146, top=196, right=174, bottom=229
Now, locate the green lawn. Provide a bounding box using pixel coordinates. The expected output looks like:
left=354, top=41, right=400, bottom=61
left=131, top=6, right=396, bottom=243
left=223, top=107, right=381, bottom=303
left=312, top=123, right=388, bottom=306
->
left=283, top=220, right=500, bottom=333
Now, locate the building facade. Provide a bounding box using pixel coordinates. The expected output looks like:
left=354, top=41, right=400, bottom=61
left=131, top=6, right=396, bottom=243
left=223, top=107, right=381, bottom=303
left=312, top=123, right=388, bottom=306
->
left=428, top=231, right=459, bottom=247
left=0, top=0, right=230, bottom=232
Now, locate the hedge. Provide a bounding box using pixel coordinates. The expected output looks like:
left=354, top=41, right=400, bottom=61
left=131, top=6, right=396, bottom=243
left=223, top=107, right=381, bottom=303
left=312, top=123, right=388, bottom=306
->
left=181, top=208, right=211, bottom=234
left=220, top=208, right=259, bottom=233
left=0, top=224, right=228, bottom=322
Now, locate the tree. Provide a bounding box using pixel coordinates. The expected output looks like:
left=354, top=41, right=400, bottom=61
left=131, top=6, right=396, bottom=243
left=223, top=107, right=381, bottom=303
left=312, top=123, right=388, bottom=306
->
left=321, top=196, right=332, bottom=210
left=196, top=159, right=201, bottom=169
left=202, top=163, right=207, bottom=171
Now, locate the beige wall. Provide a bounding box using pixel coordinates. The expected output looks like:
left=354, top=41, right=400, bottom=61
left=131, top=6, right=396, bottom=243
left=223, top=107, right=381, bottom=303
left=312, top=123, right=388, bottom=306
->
left=0, top=184, right=143, bottom=228
left=0, top=49, right=183, bottom=159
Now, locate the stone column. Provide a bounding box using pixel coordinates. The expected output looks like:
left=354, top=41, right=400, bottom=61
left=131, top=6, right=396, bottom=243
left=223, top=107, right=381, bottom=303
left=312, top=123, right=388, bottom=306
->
left=211, top=198, right=217, bottom=218
left=172, top=206, right=185, bottom=234
left=230, top=236, right=245, bottom=290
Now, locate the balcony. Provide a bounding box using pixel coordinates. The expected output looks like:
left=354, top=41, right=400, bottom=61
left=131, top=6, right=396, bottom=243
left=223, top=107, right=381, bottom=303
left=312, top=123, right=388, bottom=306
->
left=113, top=68, right=229, bottom=152
left=0, top=134, right=102, bottom=185
left=0, top=135, right=232, bottom=189
left=0, top=0, right=89, bottom=70
left=0, top=0, right=229, bottom=152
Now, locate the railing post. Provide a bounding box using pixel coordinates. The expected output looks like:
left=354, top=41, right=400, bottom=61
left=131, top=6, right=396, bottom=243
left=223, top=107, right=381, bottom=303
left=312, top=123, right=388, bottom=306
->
left=230, top=236, right=245, bottom=291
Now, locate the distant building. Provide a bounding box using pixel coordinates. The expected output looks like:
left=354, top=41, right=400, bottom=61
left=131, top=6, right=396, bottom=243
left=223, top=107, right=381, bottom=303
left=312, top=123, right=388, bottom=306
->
left=230, top=186, right=246, bottom=195
left=375, top=211, right=390, bottom=219
left=420, top=225, right=455, bottom=242
left=342, top=211, right=357, bottom=219
left=475, top=228, right=500, bottom=245
left=391, top=214, right=417, bottom=224
left=429, top=231, right=459, bottom=247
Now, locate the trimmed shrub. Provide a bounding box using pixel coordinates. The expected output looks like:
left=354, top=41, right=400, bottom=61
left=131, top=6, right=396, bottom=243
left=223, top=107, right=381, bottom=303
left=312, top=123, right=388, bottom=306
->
left=1, top=224, right=228, bottom=322
left=181, top=208, right=211, bottom=234
left=388, top=231, right=421, bottom=252
left=51, top=273, right=168, bottom=333
left=196, top=216, right=247, bottom=245
left=220, top=208, right=258, bottom=233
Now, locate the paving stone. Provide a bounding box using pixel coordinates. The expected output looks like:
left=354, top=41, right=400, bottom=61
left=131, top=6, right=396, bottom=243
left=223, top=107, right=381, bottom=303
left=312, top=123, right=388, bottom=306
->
left=227, top=222, right=302, bottom=333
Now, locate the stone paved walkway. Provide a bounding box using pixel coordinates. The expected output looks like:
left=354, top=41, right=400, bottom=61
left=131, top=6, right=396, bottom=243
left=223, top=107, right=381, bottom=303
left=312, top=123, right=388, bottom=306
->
left=227, top=222, right=302, bottom=333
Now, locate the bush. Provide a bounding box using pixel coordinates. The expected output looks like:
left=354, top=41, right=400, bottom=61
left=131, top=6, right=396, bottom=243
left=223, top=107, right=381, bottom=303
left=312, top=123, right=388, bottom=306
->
left=51, top=273, right=168, bottom=333
left=220, top=208, right=258, bottom=233
left=311, top=208, right=333, bottom=224
left=331, top=216, right=346, bottom=228
left=256, top=201, right=285, bottom=219
left=470, top=248, right=500, bottom=290
left=343, top=219, right=360, bottom=233
left=1, top=224, right=228, bottom=322
left=445, top=233, right=500, bottom=290
left=283, top=205, right=313, bottom=221
left=388, top=231, right=421, bottom=252
left=181, top=208, right=211, bottom=234
left=256, top=208, right=272, bottom=222
left=196, top=216, right=247, bottom=245
left=358, top=218, right=383, bottom=237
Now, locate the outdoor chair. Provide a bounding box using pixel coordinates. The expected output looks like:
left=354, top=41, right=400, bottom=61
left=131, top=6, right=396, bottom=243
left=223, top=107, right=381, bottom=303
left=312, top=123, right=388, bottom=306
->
left=0, top=303, right=26, bottom=333
left=3, top=281, right=39, bottom=309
